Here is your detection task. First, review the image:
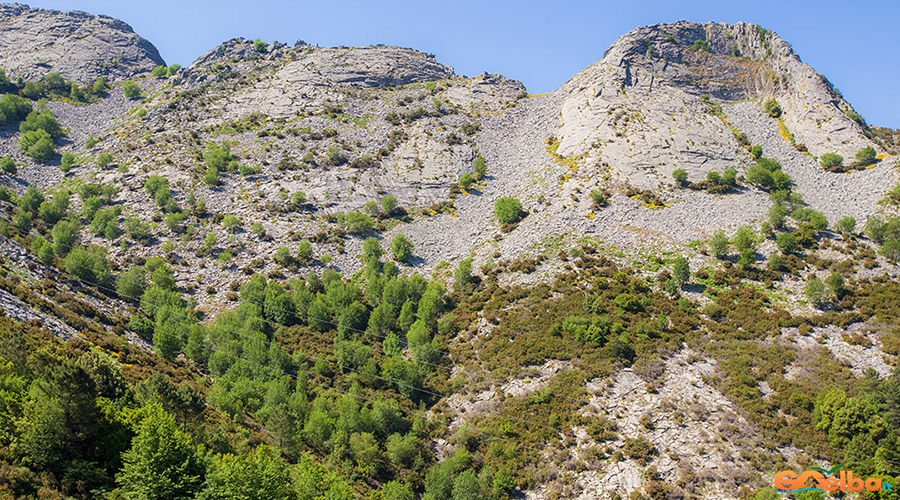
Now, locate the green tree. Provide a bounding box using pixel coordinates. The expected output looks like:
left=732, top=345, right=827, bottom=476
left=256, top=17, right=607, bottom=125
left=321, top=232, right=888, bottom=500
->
left=60, top=151, right=76, bottom=172
left=709, top=230, right=729, bottom=258
left=117, top=266, right=148, bottom=299
left=768, top=204, right=788, bottom=230
left=494, top=197, right=524, bottom=225
left=18, top=128, right=55, bottom=162
left=391, top=234, right=414, bottom=262
left=344, top=211, right=374, bottom=234
left=0, top=156, right=15, bottom=174
left=123, top=81, right=141, bottom=99
left=733, top=226, right=756, bottom=252
left=764, top=98, right=782, bottom=118
left=51, top=220, right=78, bottom=256
left=117, top=404, right=205, bottom=500
left=819, top=153, right=843, bottom=169
left=381, top=481, right=414, bottom=500
left=855, top=146, right=877, bottom=167
left=671, top=257, right=690, bottom=286
left=472, top=156, right=487, bottom=180
left=804, top=276, right=831, bottom=308
left=775, top=232, right=797, bottom=254
left=198, top=445, right=296, bottom=500
left=834, top=216, right=856, bottom=235
left=297, top=240, right=313, bottom=263
left=454, top=258, right=473, bottom=289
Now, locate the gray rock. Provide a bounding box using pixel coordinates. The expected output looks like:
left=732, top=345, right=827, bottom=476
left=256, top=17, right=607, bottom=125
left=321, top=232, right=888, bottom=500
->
left=0, top=3, right=164, bottom=83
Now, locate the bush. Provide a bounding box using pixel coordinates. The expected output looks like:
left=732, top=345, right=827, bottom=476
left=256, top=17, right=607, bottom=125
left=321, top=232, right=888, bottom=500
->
left=292, top=191, right=307, bottom=208
left=775, top=232, right=797, bottom=254
left=591, top=189, right=610, bottom=207
left=274, top=247, right=292, bottom=266
left=18, top=129, right=55, bottom=162
left=855, top=146, right=877, bottom=167
left=97, top=153, right=113, bottom=168
left=20, top=110, right=63, bottom=137
left=344, top=211, right=374, bottom=235
left=151, top=65, right=167, bottom=78
left=672, top=256, right=690, bottom=286
left=60, top=151, right=76, bottom=172
left=297, top=240, right=313, bottom=262
left=733, top=226, right=756, bottom=251
left=880, top=238, right=900, bottom=262
left=472, top=156, right=486, bottom=179
left=768, top=204, right=788, bottom=230
left=381, top=195, right=397, bottom=214
left=764, top=98, right=782, bottom=118
left=390, top=234, right=414, bottom=262
left=710, top=230, right=729, bottom=258
left=0, top=94, right=31, bottom=125
left=123, top=81, right=141, bottom=99
left=819, top=153, right=843, bottom=169
left=750, top=145, right=763, bottom=159
left=364, top=200, right=380, bottom=216
left=64, top=245, right=111, bottom=287
left=253, top=39, right=267, bottom=53
left=222, top=214, right=241, bottom=233
left=804, top=277, right=831, bottom=308
left=834, top=216, right=856, bottom=235
left=791, top=207, right=828, bottom=231
left=0, top=156, right=16, bottom=174
left=85, top=135, right=98, bottom=148
left=454, top=258, right=473, bottom=288
left=494, top=197, right=524, bottom=225
left=672, top=168, right=688, bottom=186
left=767, top=253, right=784, bottom=271
left=459, top=173, right=474, bottom=189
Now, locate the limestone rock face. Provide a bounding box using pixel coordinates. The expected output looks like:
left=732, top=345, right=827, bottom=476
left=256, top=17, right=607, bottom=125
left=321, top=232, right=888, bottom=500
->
left=0, top=3, right=164, bottom=83
left=556, top=21, right=875, bottom=190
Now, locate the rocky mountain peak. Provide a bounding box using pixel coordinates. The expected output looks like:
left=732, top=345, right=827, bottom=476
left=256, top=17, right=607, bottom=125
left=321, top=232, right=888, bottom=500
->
left=0, top=2, right=164, bottom=83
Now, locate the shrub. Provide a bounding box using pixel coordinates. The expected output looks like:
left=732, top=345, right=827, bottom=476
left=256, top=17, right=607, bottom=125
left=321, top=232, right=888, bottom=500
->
left=768, top=204, right=788, bottom=230
left=222, top=214, right=241, bottom=233
left=97, top=153, right=113, bottom=168
left=250, top=222, right=266, bottom=238
left=763, top=98, right=782, bottom=118
left=60, top=151, right=76, bottom=172
left=671, top=256, right=690, bottom=286
left=710, top=230, right=729, bottom=258
left=117, top=267, right=147, bottom=299
left=494, top=197, right=524, bottom=225
left=151, top=65, right=167, bottom=78
left=767, top=253, right=784, bottom=271
left=591, top=189, right=610, bottom=207
left=0, top=156, right=16, bottom=174
left=364, top=200, right=380, bottom=216
left=167, top=64, right=181, bottom=76
left=274, top=247, right=292, bottom=266
left=791, top=207, right=828, bottom=231
left=880, top=238, right=900, bottom=262
left=0, top=94, right=32, bottom=125
left=672, top=168, right=688, bottom=186
left=750, top=145, right=763, bottom=159
left=292, top=191, right=307, bottom=208
left=344, top=211, right=374, bottom=235
left=123, top=81, right=141, bottom=99
left=20, top=110, right=63, bottom=137
left=855, top=146, right=877, bottom=167
left=253, top=39, right=267, bottom=53
left=12, top=209, right=32, bottom=233
left=706, top=171, right=721, bottom=185
left=454, top=258, right=473, bottom=288
left=721, top=168, right=737, bottom=186
left=18, top=129, right=55, bottom=162
left=390, top=234, right=414, bottom=262
left=64, top=245, right=111, bottom=287
left=203, top=167, right=219, bottom=186
left=297, top=240, right=313, bottom=262
left=459, top=173, right=474, bottom=189
left=85, top=135, right=98, bottom=148
left=834, top=216, right=856, bottom=235
left=51, top=220, right=78, bottom=256
left=381, top=195, right=397, bottom=214
left=804, top=277, right=831, bottom=308
left=733, top=226, right=756, bottom=251
left=472, top=156, right=486, bottom=179
left=775, top=232, right=797, bottom=254
left=819, top=153, right=843, bottom=169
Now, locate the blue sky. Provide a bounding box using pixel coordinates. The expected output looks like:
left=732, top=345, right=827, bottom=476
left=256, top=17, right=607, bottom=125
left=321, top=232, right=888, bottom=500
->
left=25, top=0, right=900, bottom=128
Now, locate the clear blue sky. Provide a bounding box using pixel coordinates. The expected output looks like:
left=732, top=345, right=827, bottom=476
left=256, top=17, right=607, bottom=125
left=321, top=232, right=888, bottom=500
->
left=24, top=0, right=900, bottom=128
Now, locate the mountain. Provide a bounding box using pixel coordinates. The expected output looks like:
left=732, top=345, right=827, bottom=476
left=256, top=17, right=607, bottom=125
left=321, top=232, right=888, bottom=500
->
left=0, top=5, right=899, bottom=500
left=0, top=3, right=164, bottom=83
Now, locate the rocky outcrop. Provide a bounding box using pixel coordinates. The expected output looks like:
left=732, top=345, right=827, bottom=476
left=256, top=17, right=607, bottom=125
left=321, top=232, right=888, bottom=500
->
left=556, top=21, right=878, bottom=190
left=0, top=3, right=164, bottom=83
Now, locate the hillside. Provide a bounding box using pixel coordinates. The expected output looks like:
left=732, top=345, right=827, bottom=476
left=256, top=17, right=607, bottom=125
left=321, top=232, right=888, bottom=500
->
left=0, top=5, right=899, bottom=500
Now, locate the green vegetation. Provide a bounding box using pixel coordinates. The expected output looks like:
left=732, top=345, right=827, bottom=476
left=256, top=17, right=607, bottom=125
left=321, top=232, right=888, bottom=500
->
left=855, top=146, right=877, bottom=167
left=763, top=97, right=782, bottom=118
left=819, top=152, right=843, bottom=169
left=494, top=197, right=525, bottom=226
left=672, top=168, right=688, bottom=186
left=123, top=81, right=141, bottom=99
left=390, top=234, right=414, bottom=262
